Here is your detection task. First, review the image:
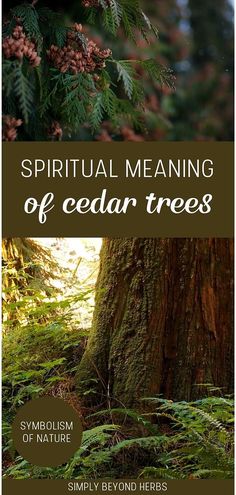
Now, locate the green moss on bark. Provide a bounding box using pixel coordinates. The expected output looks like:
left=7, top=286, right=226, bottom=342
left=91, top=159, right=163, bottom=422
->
left=76, top=238, right=233, bottom=408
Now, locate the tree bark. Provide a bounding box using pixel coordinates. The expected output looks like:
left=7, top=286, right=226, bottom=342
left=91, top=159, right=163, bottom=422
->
left=76, top=238, right=233, bottom=407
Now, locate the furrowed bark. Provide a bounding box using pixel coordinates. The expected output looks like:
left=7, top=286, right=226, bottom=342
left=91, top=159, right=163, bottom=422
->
left=76, top=238, right=233, bottom=407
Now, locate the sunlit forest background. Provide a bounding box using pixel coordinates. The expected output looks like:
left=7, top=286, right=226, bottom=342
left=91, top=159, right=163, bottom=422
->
left=2, top=237, right=234, bottom=479
left=2, top=0, right=234, bottom=141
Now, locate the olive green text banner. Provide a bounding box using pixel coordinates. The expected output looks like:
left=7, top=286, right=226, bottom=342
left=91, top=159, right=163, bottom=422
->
left=3, top=142, right=233, bottom=237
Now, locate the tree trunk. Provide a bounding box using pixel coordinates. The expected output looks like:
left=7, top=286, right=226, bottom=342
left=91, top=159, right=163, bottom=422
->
left=76, top=238, right=233, bottom=407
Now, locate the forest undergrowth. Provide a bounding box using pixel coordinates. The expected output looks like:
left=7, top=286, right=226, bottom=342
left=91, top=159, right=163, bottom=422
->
left=2, top=239, right=234, bottom=480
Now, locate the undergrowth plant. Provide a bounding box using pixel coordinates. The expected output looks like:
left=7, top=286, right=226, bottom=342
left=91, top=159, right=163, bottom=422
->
left=138, top=397, right=234, bottom=480
left=2, top=1, right=174, bottom=141
left=3, top=395, right=234, bottom=479
left=2, top=239, right=92, bottom=469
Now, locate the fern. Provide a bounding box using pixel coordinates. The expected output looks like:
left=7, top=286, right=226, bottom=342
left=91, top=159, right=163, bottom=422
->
left=81, top=424, right=119, bottom=451
left=140, top=397, right=234, bottom=479
left=91, top=406, right=156, bottom=433
left=140, top=467, right=183, bottom=479
left=110, top=435, right=167, bottom=453
left=63, top=424, right=119, bottom=478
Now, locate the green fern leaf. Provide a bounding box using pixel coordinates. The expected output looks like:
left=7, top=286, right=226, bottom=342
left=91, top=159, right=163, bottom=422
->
left=140, top=467, right=182, bottom=480
left=110, top=435, right=167, bottom=453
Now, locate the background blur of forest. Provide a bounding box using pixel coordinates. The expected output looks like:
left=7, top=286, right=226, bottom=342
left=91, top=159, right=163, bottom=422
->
left=93, top=0, right=234, bottom=142
left=74, top=0, right=234, bottom=142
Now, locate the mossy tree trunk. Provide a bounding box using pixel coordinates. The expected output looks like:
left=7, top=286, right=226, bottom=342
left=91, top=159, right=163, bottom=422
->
left=77, top=238, right=233, bottom=407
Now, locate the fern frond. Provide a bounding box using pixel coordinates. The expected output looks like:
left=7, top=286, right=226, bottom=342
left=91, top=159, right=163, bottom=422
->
left=139, top=466, right=182, bottom=480
left=110, top=434, right=167, bottom=453
left=82, top=424, right=119, bottom=450
left=191, top=468, right=233, bottom=479
left=90, top=406, right=156, bottom=433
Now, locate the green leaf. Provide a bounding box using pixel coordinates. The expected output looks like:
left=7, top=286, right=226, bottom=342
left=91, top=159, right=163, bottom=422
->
left=102, top=88, right=118, bottom=119
left=14, top=65, right=34, bottom=124
left=39, top=358, right=66, bottom=370
left=89, top=93, right=105, bottom=131
left=11, top=4, right=42, bottom=45
left=115, top=60, right=135, bottom=99
left=141, top=59, right=175, bottom=89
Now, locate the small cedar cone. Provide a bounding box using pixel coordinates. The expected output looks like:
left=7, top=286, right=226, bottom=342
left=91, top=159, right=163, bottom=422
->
left=96, top=129, right=113, bottom=142
left=121, top=126, right=144, bottom=142
left=47, top=23, right=112, bottom=75
left=3, top=25, right=41, bottom=67
left=3, top=115, right=23, bottom=141
left=48, top=121, right=63, bottom=140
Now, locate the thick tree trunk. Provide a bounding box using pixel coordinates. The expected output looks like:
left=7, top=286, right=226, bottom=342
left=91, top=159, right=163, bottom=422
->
left=76, top=238, right=233, bottom=407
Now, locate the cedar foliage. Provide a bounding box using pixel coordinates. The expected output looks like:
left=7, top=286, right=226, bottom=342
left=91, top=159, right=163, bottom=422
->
left=2, top=1, right=174, bottom=140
